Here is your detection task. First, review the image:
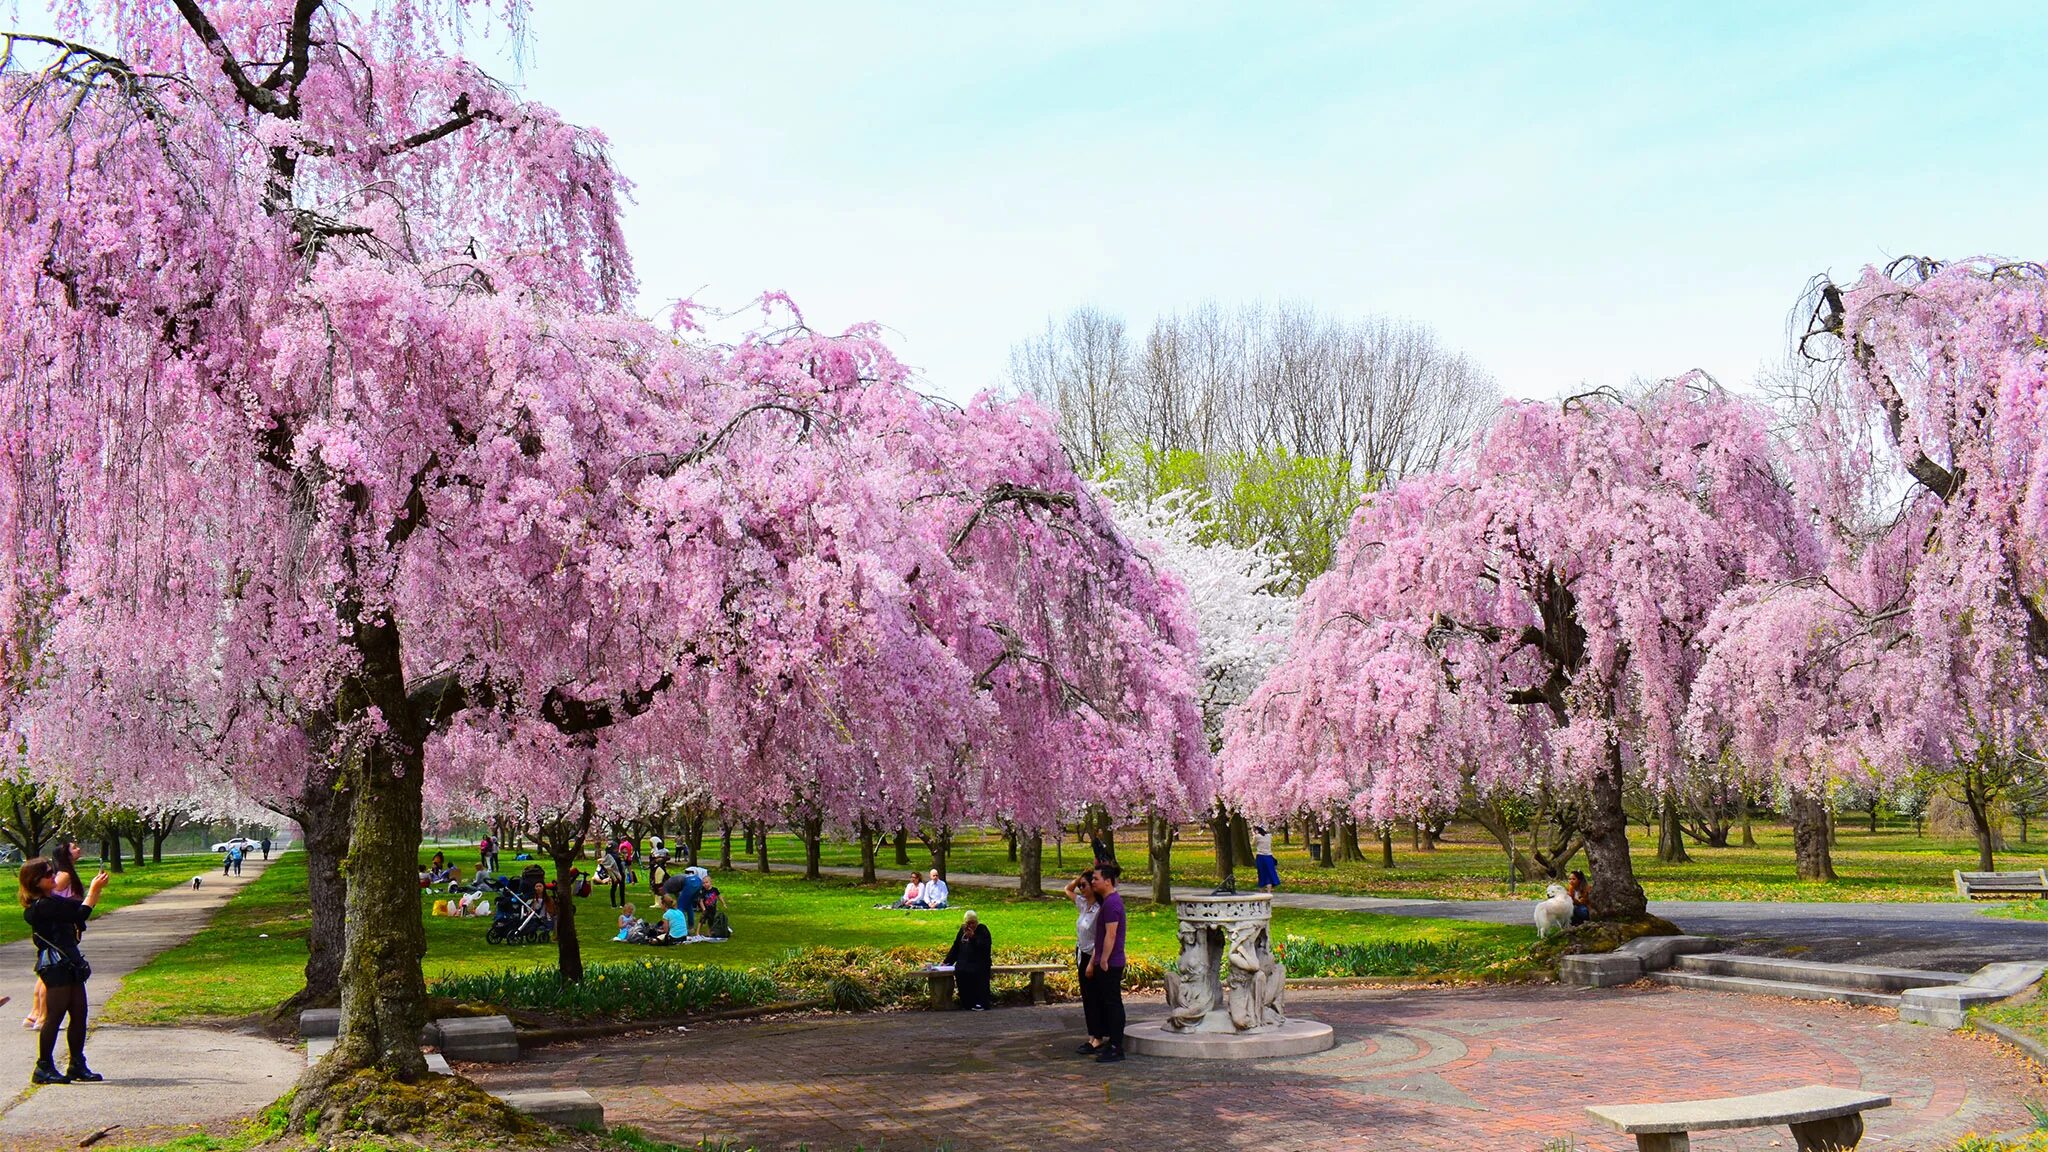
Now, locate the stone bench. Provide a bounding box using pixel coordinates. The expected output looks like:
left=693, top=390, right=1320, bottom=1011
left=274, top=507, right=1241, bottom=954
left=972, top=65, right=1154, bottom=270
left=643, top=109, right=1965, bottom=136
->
left=304, top=1036, right=449, bottom=1074
left=298, top=1007, right=340, bottom=1038
left=430, top=1014, right=521, bottom=1062
left=1955, top=869, right=2048, bottom=899
left=1587, top=1085, right=1890, bottom=1151
left=497, top=1088, right=603, bottom=1129
left=924, top=962, right=1065, bottom=1009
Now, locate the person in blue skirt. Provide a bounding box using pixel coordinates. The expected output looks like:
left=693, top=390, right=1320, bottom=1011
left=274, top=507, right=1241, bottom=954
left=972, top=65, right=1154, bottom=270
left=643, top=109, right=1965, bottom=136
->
left=1253, top=826, right=1282, bottom=892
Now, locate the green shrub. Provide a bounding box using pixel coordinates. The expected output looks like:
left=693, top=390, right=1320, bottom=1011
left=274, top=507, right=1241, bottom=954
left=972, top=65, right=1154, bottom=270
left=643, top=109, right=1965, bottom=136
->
left=1277, top=933, right=1519, bottom=978
left=427, top=960, right=777, bottom=1021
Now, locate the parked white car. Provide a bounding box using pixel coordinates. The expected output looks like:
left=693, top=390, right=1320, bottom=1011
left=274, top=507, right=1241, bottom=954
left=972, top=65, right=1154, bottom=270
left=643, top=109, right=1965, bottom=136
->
left=211, top=836, right=261, bottom=854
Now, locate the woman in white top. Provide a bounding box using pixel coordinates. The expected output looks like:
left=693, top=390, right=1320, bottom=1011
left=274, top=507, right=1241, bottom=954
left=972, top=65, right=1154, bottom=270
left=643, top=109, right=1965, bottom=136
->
left=1253, top=826, right=1282, bottom=892
left=1063, top=869, right=1105, bottom=1052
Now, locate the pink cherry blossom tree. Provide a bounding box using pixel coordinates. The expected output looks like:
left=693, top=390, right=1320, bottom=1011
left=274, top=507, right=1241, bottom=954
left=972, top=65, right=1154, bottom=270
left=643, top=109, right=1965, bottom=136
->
left=1688, top=260, right=2048, bottom=876
left=1, top=4, right=1205, bottom=1121
left=1221, top=380, right=1811, bottom=919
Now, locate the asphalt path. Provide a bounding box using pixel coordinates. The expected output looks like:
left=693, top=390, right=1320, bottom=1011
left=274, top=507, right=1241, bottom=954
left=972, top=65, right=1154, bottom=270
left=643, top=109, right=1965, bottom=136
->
left=779, top=863, right=2048, bottom=970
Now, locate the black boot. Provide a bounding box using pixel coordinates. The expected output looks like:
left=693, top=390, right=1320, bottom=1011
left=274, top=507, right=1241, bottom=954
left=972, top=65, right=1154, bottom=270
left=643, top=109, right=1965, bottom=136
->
left=65, top=1060, right=102, bottom=1083
left=31, top=1059, right=68, bottom=1084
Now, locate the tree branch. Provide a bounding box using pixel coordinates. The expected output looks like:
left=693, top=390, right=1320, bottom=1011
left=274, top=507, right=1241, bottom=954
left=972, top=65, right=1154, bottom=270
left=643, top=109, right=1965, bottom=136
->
left=169, top=0, right=283, bottom=115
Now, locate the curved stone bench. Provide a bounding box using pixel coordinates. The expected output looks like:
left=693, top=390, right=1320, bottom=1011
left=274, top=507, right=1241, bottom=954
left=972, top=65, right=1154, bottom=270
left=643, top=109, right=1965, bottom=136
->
left=1587, top=1084, right=1889, bottom=1151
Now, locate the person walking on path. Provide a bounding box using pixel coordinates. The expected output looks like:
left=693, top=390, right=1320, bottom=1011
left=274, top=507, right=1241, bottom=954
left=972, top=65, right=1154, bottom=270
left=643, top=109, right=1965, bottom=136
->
left=1253, top=826, right=1281, bottom=892
left=943, top=910, right=993, bottom=1011
left=260, top=838, right=271, bottom=861
left=1064, top=870, right=1104, bottom=1053
left=22, top=857, right=107, bottom=1084
left=1087, top=863, right=1127, bottom=1063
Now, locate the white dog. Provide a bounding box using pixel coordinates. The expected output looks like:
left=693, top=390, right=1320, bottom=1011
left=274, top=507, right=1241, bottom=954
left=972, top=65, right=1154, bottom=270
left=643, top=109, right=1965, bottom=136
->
left=1533, top=883, right=1573, bottom=938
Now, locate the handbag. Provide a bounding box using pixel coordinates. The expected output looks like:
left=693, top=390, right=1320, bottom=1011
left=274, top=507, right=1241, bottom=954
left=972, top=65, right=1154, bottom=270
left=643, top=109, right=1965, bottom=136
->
left=30, top=927, right=88, bottom=983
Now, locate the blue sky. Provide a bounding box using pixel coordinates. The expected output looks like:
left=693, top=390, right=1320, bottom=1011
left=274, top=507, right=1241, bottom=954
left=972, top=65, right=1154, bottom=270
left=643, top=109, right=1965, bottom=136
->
left=498, top=2, right=2047, bottom=402
left=69, top=2, right=2048, bottom=403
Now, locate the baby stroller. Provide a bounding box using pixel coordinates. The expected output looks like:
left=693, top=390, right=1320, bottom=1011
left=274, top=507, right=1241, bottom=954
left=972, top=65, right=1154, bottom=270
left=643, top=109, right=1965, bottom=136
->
left=484, top=864, right=554, bottom=945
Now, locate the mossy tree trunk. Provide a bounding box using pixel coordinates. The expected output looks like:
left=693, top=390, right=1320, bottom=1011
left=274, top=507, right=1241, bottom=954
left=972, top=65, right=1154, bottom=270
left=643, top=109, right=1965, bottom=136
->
left=1582, top=741, right=1649, bottom=919
left=753, top=821, right=769, bottom=873
left=312, top=740, right=430, bottom=1093
left=718, top=821, right=733, bottom=871
left=280, top=757, right=354, bottom=1013
left=1019, top=830, right=1043, bottom=898
left=536, top=786, right=596, bottom=984
left=892, top=827, right=910, bottom=865
left=921, top=825, right=953, bottom=879
left=685, top=810, right=707, bottom=863
left=1380, top=825, right=1395, bottom=868
left=799, top=814, right=824, bottom=880
left=1147, top=809, right=1173, bottom=905
left=1657, top=794, right=1693, bottom=864
left=1210, top=803, right=1236, bottom=885
left=1339, top=818, right=1364, bottom=863
left=1789, top=788, right=1838, bottom=881
left=857, top=823, right=878, bottom=884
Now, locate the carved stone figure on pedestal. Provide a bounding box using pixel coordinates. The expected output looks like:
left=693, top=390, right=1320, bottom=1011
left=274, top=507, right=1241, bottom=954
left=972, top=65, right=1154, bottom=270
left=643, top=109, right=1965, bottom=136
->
left=1165, top=921, right=1215, bottom=1028
left=1127, top=892, right=1332, bottom=1058
left=1225, top=920, right=1265, bottom=1030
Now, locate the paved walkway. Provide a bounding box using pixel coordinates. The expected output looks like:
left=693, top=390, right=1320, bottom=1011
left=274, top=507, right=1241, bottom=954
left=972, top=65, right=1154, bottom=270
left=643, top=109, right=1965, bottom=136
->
left=780, top=864, right=2048, bottom=969
left=470, top=985, right=2042, bottom=1152
left=0, top=845, right=301, bottom=1141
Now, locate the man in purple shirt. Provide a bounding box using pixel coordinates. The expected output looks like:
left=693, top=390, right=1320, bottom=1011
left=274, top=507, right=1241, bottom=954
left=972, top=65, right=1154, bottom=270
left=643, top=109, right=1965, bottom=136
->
left=1086, top=863, right=1127, bottom=1063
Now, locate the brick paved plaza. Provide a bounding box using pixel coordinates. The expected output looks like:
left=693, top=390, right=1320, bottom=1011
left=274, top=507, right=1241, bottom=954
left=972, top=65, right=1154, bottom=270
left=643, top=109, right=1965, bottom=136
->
left=469, top=986, right=2043, bottom=1151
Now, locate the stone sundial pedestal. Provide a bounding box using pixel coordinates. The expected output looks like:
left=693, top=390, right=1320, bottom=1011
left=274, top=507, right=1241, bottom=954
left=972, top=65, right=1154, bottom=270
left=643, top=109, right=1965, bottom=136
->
left=1123, top=892, right=1336, bottom=1059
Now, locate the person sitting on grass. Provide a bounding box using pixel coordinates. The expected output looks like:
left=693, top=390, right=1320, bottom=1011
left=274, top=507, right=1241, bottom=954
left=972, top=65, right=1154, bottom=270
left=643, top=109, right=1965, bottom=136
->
left=658, top=894, right=691, bottom=943
left=1567, top=870, right=1591, bottom=926
left=921, top=869, right=949, bottom=910
left=877, top=873, right=923, bottom=910
left=615, top=902, right=640, bottom=942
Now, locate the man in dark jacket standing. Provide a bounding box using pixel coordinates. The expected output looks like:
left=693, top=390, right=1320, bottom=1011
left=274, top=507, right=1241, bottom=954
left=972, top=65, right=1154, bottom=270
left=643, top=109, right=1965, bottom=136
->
left=944, top=910, right=993, bottom=1010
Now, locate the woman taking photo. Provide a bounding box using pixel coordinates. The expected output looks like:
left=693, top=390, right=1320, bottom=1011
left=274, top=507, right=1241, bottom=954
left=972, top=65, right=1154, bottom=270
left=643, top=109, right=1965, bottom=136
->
left=21, top=856, right=108, bottom=1084
left=23, top=841, right=86, bottom=1032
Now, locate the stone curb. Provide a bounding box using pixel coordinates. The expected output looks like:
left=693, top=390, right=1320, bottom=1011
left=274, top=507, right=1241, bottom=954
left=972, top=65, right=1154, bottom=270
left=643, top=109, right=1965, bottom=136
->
left=516, top=999, right=824, bottom=1047
left=1971, top=1018, right=2048, bottom=1064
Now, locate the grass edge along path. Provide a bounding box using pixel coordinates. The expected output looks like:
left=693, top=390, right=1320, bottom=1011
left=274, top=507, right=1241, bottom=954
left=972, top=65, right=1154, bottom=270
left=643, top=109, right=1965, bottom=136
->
left=760, top=820, right=2047, bottom=904
left=108, top=850, right=1536, bottom=1026
left=0, top=851, right=224, bottom=947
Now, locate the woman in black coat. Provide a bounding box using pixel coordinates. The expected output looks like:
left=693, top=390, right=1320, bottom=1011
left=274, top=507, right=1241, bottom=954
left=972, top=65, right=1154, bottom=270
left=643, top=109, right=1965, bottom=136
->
left=943, top=910, right=993, bottom=1010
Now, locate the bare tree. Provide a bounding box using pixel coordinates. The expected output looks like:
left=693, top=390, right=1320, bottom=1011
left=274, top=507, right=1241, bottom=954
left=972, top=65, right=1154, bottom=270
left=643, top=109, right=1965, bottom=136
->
left=1008, top=306, right=1133, bottom=476
left=1009, top=301, right=1498, bottom=584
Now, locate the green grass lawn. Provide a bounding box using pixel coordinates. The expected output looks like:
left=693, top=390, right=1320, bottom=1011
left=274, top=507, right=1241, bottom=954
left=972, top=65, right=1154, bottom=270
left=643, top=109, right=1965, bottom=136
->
left=106, top=846, right=1532, bottom=1025
left=0, top=852, right=221, bottom=945
left=754, top=820, right=2032, bottom=903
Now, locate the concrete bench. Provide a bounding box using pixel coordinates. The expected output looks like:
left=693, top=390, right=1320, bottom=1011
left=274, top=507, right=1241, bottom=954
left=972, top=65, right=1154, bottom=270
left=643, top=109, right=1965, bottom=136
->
left=924, top=962, right=1065, bottom=1009
left=1587, top=1085, right=1890, bottom=1151
left=298, top=1007, right=341, bottom=1038
left=497, top=1088, right=603, bottom=1129
left=431, top=1014, right=521, bottom=1062
left=1955, top=869, right=2048, bottom=899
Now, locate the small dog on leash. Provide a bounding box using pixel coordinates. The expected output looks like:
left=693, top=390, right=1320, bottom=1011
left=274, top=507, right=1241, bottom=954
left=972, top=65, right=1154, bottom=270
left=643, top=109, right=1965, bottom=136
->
left=191, top=876, right=204, bottom=890
left=1533, top=883, right=1573, bottom=938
